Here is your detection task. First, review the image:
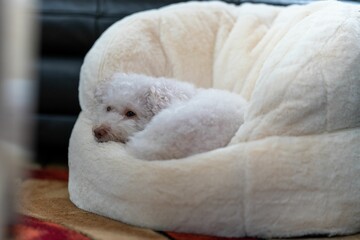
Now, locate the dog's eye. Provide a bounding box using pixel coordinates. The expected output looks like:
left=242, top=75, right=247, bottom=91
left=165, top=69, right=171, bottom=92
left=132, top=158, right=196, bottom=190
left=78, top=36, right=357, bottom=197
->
left=125, top=111, right=136, bottom=118
left=106, top=106, right=112, bottom=112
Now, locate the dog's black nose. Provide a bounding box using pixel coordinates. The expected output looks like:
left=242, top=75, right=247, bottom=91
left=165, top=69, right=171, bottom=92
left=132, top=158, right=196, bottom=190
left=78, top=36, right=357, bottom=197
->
left=94, top=127, right=108, bottom=139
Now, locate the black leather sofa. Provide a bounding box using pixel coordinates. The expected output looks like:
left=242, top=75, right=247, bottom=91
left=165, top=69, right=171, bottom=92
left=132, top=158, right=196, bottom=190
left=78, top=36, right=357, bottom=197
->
left=36, top=0, right=358, bottom=165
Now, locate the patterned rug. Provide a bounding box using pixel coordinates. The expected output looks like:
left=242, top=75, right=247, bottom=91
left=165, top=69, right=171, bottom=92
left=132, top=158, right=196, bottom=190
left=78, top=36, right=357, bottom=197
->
left=14, top=168, right=254, bottom=240
left=15, top=168, right=360, bottom=240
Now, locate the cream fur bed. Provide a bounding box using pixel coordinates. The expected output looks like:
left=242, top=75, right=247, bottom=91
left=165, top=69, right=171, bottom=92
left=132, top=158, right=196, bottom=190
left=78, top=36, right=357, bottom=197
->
left=68, top=1, right=360, bottom=238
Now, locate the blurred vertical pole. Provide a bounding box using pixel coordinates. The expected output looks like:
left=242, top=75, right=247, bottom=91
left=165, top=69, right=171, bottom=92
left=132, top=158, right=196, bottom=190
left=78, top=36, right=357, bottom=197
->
left=0, top=0, right=38, bottom=239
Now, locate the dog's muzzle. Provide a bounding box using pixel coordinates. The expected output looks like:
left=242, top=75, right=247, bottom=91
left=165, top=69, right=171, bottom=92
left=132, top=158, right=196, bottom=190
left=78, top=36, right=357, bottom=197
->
left=93, top=125, right=127, bottom=144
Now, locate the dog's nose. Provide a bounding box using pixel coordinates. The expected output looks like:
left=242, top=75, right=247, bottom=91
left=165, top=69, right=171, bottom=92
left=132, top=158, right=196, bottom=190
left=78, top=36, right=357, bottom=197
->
left=94, top=127, right=109, bottom=140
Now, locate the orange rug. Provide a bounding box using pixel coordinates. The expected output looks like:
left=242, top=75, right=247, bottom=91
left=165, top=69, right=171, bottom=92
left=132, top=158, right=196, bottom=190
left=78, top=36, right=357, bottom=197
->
left=15, top=168, right=360, bottom=240
left=15, top=168, right=254, bottom=240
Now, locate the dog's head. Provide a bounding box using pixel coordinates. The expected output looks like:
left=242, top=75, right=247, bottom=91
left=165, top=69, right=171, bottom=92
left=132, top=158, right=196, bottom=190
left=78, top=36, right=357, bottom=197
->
left=92, top=73, right=195, bottom=143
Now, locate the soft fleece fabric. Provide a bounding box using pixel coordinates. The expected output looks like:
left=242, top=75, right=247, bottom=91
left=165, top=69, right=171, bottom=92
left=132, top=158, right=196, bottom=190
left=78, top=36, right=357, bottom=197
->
left=69, top=1, right=360, bottom=238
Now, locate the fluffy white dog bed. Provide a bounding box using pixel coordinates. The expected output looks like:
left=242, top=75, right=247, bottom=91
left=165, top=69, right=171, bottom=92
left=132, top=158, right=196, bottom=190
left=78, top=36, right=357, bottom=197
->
left=69, top=1, right=360, bottom=238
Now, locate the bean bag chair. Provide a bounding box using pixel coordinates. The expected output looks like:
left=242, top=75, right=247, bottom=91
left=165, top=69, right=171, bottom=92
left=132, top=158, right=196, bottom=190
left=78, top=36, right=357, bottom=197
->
left=68, top=1, right=360, bottom=238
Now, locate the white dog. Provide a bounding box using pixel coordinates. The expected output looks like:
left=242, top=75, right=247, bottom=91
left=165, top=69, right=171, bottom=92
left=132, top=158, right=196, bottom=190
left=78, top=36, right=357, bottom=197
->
left=92, top=73, right=247, bottom=160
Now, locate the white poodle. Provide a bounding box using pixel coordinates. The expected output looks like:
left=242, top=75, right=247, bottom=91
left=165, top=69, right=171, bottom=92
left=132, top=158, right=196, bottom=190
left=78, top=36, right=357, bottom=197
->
left=92, top=73, right=247, bottom=160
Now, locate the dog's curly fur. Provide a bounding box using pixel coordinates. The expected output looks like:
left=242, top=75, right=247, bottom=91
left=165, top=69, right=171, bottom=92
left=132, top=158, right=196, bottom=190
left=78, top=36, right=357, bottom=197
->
left=92, top=73, right=247, bottom=160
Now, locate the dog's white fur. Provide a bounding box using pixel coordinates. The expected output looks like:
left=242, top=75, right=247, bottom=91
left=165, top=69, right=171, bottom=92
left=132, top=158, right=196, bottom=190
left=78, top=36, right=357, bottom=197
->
left=92, top=73, right=247, bottom=160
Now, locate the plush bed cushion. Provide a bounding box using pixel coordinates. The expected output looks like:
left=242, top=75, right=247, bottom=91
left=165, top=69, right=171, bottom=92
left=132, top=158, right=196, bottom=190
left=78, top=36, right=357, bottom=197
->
left=69, top=1, right=360, bottom=238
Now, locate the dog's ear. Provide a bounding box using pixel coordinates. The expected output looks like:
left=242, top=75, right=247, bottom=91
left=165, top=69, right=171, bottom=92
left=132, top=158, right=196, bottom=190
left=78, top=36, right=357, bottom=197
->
left=145, top=85, right=172, bottom=115
left=94, top=81, right=108, bottom=104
